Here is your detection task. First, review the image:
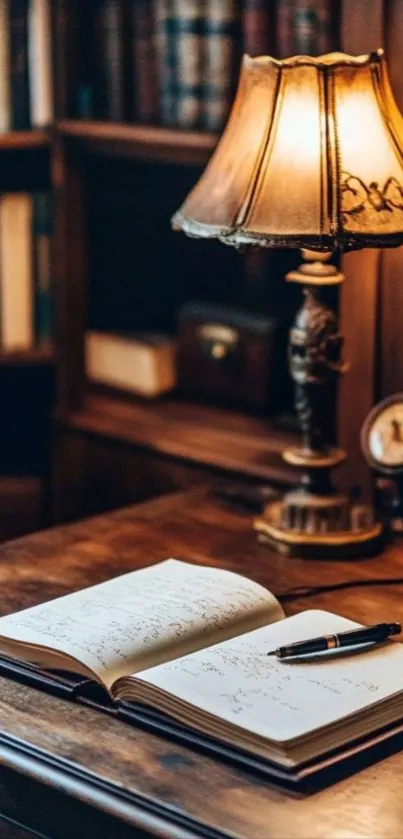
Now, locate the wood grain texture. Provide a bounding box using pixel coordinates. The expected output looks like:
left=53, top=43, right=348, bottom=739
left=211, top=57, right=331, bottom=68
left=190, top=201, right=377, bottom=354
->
left=0, top=131, right=49, bottom=150
left=1, top=489, right=403, bottom=837
left=57, top=121, right=217, bottom=166
left=52, top=389, right=299, bottom=522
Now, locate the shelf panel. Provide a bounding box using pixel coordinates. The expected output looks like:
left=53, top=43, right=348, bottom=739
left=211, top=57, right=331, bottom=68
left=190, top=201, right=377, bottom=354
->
left=0, top=130, right=50, bottom=150
left=57, top=120, right=218, bottom=165
left=57, top=389, right=299, bottom=486
left=0, top=345, right=55, bottom=366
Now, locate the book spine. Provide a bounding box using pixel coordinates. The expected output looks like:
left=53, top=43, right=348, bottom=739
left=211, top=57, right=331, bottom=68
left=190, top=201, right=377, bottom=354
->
left=173, top=0, right=205, bottom=130
left=9, top=0, right=31, bottom=129
left=242, top=0, right=274, bottom=56
left=154, top=0, right=177, bottom=126
left=203, top=0, right=239, bottom=133
left=293, top=0, right=337, bottom=55
left=92, top=0, right=125, bottom=121
left=0, top=0, right=11, bottom=131
left=315, top=0, right=338, bottom=54
left=132, top=0, right=159, bottom=123
left=52, top=0, right=68, bottom=117
left=0, top=193, right=34, bottom=351
left=52, top=0, right=82, bottom=119
left=28, top=0, right=54, bottom=127
left=33, top=191, right=52, bottom=344
left=275, top=0, right=296, bottom=57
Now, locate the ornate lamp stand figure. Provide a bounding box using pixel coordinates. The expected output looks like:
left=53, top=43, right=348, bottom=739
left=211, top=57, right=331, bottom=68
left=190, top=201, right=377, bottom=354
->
left=255, top=251, right=382, bottom=557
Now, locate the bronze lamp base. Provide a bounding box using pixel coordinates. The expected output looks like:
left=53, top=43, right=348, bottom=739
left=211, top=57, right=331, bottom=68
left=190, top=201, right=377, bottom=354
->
left=255, top=447, right=383, bottom=559
left=255, top=251, right=383, bottom=559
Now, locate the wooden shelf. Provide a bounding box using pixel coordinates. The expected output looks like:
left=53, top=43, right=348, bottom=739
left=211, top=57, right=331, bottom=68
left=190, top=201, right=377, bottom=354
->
left=57, top=120, right=217, bottom=165
left=57, top=388, right=299, bottom=487
left=0, top=345, right=54, bottom=366
left=0, top=130, right=50, bottom=150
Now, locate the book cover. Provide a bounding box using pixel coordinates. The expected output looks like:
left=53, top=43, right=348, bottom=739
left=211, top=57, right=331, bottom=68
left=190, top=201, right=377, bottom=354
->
left=92, top=0, right=125, bottom=121
left=9, top=0, right=31, bottom=129
left=0, top=0, right=11, bottom=131
left=0, top=193, right=34, bottom=351
left=154, top=0, right=177, bottom=125
left=275, top=0, right=296, bottom=57
left=33, top=192, right=52, bottom=344
left=1, top=559, right=403, bottom=787
left=51, top=0, right=68, bottom=117
left=28, top=0, right=54, bottom=127
left=203, top=0, right=239, bottom=132
left=131, top=0, right=159, bottom=123
left=174, top=0, right=204, bottom=129
left=242, top=0, right=274, bottom=57
left=294, top=0, right=336, bottom=55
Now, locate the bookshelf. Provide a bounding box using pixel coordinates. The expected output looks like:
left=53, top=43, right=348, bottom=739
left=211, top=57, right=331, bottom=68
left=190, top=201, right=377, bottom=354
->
left=0, top=130, right=49, bottom=150
left=1, top=0, right=394, bottom=526
left=57, top=121, right=217, bottom=165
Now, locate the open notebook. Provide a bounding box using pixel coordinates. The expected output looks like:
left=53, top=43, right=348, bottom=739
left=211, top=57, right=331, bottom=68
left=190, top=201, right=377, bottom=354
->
left=0, top=558, right=403, bottom=787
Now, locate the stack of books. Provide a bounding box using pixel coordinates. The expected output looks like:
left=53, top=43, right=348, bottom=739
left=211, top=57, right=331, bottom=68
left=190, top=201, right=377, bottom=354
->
left=0, top=0, right=53, bottom=131
left=0, top=191, right=52, bottom=352
left=73, top=0, right=338, bottom=131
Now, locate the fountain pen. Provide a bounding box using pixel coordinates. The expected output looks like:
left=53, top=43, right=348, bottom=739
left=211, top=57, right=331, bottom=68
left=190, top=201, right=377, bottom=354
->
left=267, top=622, right=402, bottom=660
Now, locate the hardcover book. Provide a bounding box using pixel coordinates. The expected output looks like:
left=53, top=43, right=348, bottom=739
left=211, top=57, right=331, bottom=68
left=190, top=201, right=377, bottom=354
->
left=0, top=0, right=11, bottom=131
left=155, top=0, right=176, bottom=125
left=33, top=191, right=52, bottom=344
left=0, top=192, right=33, bottom=351
left=92, top=0, right=125, bottom=121
left=85, top=330, right=176, bottom=397
left=1, top=559, right=403, bottom=788
left=174, top=0, right=204, bottom=129
left=9, top=0, right=30, bottom=129
left=203, top=0, right=239, bottom=132
left=243, top=0, right=274, bottom=57
left=28, top=0, right=53, bottom=127
left=131, top=0, right=159, bottom=123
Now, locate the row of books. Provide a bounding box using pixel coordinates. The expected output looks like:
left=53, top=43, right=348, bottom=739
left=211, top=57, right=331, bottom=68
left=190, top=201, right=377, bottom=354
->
left=74, top=0, right=338, bottom=131
left=0, top=0, right=53, bottom=131
left=0, top=0, right=338, bottom=133
left=0, top=192, right=52, bottom=352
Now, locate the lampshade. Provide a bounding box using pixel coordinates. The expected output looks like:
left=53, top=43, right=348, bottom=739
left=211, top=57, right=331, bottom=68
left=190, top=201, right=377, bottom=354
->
left=172, top=49, right=403, bottom=252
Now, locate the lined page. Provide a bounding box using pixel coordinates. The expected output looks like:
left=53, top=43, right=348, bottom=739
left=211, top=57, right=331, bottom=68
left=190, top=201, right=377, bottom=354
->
left=0, top=559, right=283, bottom=689
left=134, top=609, right=403, bottom=743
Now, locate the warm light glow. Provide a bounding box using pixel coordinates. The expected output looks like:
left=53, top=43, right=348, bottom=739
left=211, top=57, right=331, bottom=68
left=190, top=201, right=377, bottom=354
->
left=172, top=49, right=403, bottom=251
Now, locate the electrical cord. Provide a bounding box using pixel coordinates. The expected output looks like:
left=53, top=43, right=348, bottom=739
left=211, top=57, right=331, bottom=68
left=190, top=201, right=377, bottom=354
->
left=279, top=577, right=403, bottom=603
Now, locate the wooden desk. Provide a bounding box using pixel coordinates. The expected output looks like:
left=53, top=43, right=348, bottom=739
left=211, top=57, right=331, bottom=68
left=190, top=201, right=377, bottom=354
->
left=1, top=488, right=403, bottom=839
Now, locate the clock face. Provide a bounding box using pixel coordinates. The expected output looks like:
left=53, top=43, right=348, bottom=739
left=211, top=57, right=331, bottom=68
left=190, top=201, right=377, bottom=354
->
left=362, top=395, right=403, bottom=472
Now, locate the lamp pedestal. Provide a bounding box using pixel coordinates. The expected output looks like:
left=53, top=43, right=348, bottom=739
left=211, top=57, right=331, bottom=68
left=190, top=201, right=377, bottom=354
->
left=254, top=251, right=383, bottom=558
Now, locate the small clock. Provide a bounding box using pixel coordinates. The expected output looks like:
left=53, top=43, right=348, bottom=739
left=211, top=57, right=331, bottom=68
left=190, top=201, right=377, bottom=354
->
left=361, top=394, right=403, bottom=532
left=361, top=394, right=403, bottom=474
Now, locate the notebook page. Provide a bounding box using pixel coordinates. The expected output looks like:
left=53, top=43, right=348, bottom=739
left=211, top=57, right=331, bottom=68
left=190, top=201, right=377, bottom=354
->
left=134, top=609, right=403, bottom=743
left=0, top=559, right=283, bottom=689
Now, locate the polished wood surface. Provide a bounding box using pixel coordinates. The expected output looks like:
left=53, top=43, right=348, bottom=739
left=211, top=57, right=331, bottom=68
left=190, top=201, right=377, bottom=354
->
left=57, top=388, right=298, bottom=484
left=58, top=120, right=217, bottom=165
left=1, top=488, right=403, bottom=838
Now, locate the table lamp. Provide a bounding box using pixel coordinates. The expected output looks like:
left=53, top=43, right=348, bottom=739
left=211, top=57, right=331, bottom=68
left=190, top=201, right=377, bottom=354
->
left=172, top=49, right=403, bottom=558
